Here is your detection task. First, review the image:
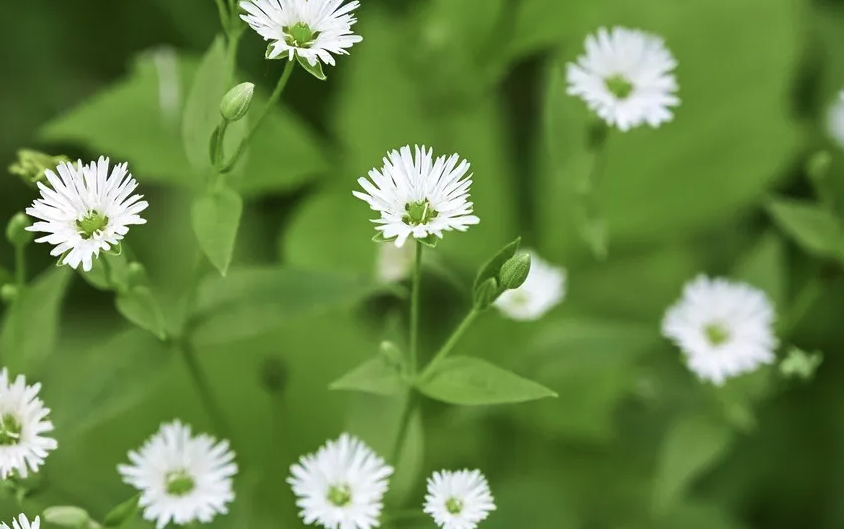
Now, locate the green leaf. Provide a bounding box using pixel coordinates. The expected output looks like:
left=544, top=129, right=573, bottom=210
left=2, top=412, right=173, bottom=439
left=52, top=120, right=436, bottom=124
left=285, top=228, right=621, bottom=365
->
left=329, top=356, right=406, bottom=396
left=102, top=494, right=141, bottom=529
left=766, top=197, right=844, bottom=261
left=189, top=267, right=379, bottom=345
left=473, top=237, right=521, bottom=293
left=79, top=252, right=131, bottom=292
left=418, top=356, right=557, bottom=406
left=296, top=54, right=327, bottom=80
left=732, top=230, right=786, bottom=308
left=652, top=415, right=733, bottom=515
left=115, top=286, right=167, bottom=340
left=47, top=329, right=173, bottom=439
left=0, top=268, right=72, bottom=376
left=191, top=186, right=243, bottom=276
left=181, top=35, right=230, bottom=171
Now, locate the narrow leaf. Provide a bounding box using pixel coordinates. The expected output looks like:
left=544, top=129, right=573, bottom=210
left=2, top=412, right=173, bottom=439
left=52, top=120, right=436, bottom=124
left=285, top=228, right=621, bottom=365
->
left=115, top=286, right=167, bottom=340
left=181, top=35, right=227, bottom=170
left=766, top=197, right=844, bottom=261
left=418, top=356, right=557, bottom=406
left=652, top=415, right=733, bottom=514
left=191, top=186, right=243, bottom=276
left=473, top=237, right=521, bottom=293
left=0, top=268, right=72, bottom=376
left=329, top=357, right=406, bottom=396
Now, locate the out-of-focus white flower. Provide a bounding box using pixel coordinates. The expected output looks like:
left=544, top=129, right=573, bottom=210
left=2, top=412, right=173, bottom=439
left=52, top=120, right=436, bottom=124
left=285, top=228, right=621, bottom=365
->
left=118, top=421, right=237, bottom=529
left=567, top=26, right=679, bottom=131
left=424, top=469, right=496, bottom=529
left=354, top=145, right=480, bottom=248
left=494, top=251, right=566, bottom=321
left=662, top=275, right=778, bottom=385
left=0, top=369, right=57, bottom=479
left=376, top=242, right=415, bottom=283
left=827, top=91, right=844, bottom=148
left=1, top=514, right=39, bottom=529
left=240, top=0, right=362, bottom=66
left=289, top=433, right=393, bottom=529
left=25, top=157, right=148, bottom=272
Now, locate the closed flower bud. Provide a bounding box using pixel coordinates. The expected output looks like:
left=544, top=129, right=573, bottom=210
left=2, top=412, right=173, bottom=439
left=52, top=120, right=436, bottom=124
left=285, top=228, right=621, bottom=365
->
left=8, top=149, right=70, bottom=185
left=1, top=284, right=18, bottom=304
left=43, top=506, right=94, bottom=529
left=499, top=253, right=531, bottom=291
left=6, top=212, right=33, bottom=248
left=219, top=82, right=255, bottom=122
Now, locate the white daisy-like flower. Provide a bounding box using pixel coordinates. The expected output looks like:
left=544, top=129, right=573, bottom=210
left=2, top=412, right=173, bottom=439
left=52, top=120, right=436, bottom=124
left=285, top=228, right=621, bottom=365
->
left=1, top=514, right=39, bottom=529
left=662, top=275, right=778, bottom=386
left=288, top=433, right=393, bottom=529
left=424, top=469, right=496, bottom=529
left=118, top=420, right=237, bottom=529
left=0, top=368, right=57, bottom=479
left=494, top=251, right=566, bottom=321
left=25, top=157, right=148, bottom=272
left=375, top=242, right=415, bottom=283
left=827, top=91, right=844, bottom=148
left=353, top=145, right=480, bottom=247
left=567, top=26, right=679, bottom=131
left=240, top=0, right=362, bottom=66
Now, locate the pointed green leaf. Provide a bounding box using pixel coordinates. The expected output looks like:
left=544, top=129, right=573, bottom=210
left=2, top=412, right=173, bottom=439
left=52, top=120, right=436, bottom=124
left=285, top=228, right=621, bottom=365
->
left=115, top=286, right=167, bottom=340
left=473, top=237, right=521, bottom=293
left=766, top=197, right=844, bottom=261
left=329, top=356, right=406, bottom=396
left=191, top=186, right=243, bottom=276
left=653, top=415, right=733, bottom=515
left=296, top=54, right=327, bottom=80
left=0, top=268, right=72, bottom=376
left=79, top=253, right=130, bottom=292
left=103, top=494, right=141, bottom=529
left=181, top=35, right=228, bottom=170
left=418, top=356, right=557, bottom=406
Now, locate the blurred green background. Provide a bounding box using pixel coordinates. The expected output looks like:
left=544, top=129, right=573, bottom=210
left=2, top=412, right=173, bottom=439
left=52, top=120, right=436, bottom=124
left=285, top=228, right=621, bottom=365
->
left=3, top=0, right=844, bottom=528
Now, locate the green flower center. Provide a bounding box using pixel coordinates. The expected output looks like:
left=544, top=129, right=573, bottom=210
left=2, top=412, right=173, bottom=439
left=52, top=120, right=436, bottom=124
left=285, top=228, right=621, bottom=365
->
left=327, top=484, right=352, bottom=507
left=403, top=200, right=439, bottom=226
left=76, top=211, right=109, bottom=240
left=284, top=22, right=319, bottom=48
left=0, top=414, right=22, bottom=446
left=165, top=470, right=195, bottom=496
left=704, top=323, right=730, bottom=347
left=605, top=75, right=634, bottom=99
left=446, top=497, right=463, bottom=514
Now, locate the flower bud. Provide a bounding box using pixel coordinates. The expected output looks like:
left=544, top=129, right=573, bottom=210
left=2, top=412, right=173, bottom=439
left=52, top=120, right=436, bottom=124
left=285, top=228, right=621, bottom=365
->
left=472, top=277, right=499, bottom=311
left=6, top=213, right=33, bottom=248
left=807, top=151, right=831, bottom=184
left=780, top=347, right=823, bottom=381
left=499, top=253, right=531, bottom=291
left=127, top=262, right=148, bottom=288
left=0, top=284, right=17, bottom=304
left=8, top=149, right=70, bottom=185
left=219, top=82, right=255, bottom=122
left=42, top=506, right=93, bottom=529
left=378, top=341, right=404, bottom=370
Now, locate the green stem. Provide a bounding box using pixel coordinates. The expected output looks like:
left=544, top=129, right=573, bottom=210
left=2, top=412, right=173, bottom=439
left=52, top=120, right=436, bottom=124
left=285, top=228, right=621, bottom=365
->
left=217, top=60, right=296, bottom=173
left=409, top=241, right=423, bottom=374
left=421, top=309, right=480, bottom=378
left=214, top=0, right=230, bottom=32
left=180, top=340, right=232, bottom=438
left=14, top=246, right=24, bottom=287
left=389, top=391, right=417, bottom=465
left=576, top=121, right=610, bottom=260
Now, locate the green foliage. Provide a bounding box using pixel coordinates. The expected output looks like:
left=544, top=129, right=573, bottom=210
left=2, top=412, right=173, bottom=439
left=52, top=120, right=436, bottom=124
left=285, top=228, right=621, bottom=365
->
left=115, top=286, right=168, bottom=340
left=191, top=186, right=243, bottom=276
left=766, top=197, right=844, bottom=262
left=102, top=494, right=141, bottom=529
left=329, top=356, right=406, bottom=396
left=418, top=356, right=557, bottom=406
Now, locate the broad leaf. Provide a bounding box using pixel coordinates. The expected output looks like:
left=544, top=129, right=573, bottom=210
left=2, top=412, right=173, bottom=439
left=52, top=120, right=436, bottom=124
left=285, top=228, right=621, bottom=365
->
left=191, top=186, right=243, bottom=276
left=766, top=197, right=844, bottom=261
left=115, top=286, right=167, bottom=340
left=652, top=415, right=733, bottom=514
left=0, top=268, right=72, bottom=376
left=418, top=356, right=557, bottom=406
left=329, top=357, right=406, bottom=396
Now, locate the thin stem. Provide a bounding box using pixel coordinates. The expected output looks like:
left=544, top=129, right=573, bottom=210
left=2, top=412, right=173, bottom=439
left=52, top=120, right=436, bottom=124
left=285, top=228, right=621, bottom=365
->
left=14, top=246, right=24, bottom=287
left=575, top=121, right=610, bottom=260
left=211, top=121, right=229, bottom=167
left=389, top=390, right=417, bottom=465
left=213, top=0, right=230, bottom=32
left=421, top=309, right=480, bottom=378
left=218, top=60, right=296, bottom=173
left=409, top=241, right=423, bottom=374
left=180, top=341, right=232, bottom=439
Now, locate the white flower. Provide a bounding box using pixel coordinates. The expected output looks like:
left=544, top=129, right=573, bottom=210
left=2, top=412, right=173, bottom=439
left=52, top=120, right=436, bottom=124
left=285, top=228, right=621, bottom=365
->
left=1, top=514, right=39, bottom=529
left=827, top=91, right=844, bottom=148
left=494, top=251, right=566, bottom=321
left=118, top=420, right=237, bottom=529
left=0, top=368, right=57, bottom=479
left=662, top=275, right=778, bottom=386
left=567, top=26, right=679, bottom=131
left=240, top=0, right=362, bottom=66
left=25, top=157, right=148, bottom=272
left=353, top=145, right=480, bottom=247
left=375, top=243, right=415, bottom=283
left=424, top=469, right=496, bottom=529
left=288, top=433, right=393, bottom=529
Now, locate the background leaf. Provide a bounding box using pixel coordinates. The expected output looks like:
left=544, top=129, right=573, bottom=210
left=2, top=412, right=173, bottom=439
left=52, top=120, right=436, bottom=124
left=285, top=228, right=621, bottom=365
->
left=191, top=186, right=243, bottom=276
